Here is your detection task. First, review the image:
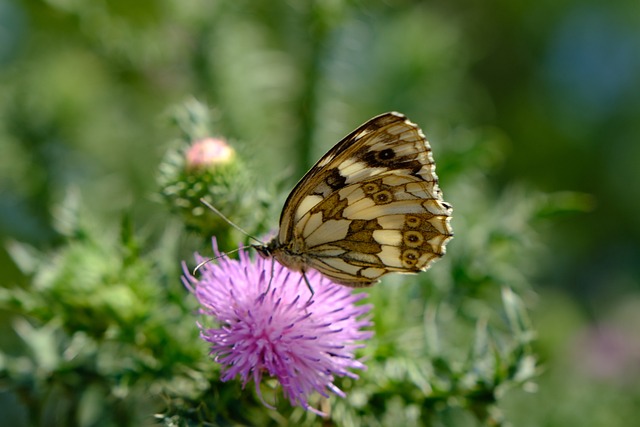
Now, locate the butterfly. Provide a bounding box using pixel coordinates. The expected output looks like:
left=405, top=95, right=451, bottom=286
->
left=253, top=112, right=453, bottom=288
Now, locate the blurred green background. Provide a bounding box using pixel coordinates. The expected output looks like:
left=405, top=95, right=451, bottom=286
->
left=1, top=0, right=640, bottom=426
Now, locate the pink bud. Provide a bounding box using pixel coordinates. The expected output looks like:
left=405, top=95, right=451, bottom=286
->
left=185, top=138, right=235, bottom=171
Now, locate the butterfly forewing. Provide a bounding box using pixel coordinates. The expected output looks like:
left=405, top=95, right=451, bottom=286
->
left=264, top=112, right=452, bottom=287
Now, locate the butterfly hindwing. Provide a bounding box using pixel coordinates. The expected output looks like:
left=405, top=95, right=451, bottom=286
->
left=295, top=174, right=451, bottom=286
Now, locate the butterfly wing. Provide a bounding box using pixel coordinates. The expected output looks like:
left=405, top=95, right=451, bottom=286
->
left=296, top=172, right=452, bottom=286
left=273, top=112, right=452, bottom=286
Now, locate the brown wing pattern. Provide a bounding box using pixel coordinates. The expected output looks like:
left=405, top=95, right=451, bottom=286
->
left=278, top=112, right=441, bottom=243
left=295, top=174, right=452, bottom=286
left=271, top=112, right=452, bottom=287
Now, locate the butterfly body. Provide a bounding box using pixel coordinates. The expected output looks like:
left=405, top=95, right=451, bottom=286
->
left=254, top=112, right=453, bottom=287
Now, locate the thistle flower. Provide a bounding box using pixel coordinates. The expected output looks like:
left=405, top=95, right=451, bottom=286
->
left=182, top=239, right=373, bottom=415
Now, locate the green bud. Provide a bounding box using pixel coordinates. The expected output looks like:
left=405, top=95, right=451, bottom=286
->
left=159, top=136, right=260, bottom=248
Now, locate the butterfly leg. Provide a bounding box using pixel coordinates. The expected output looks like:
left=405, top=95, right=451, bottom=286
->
left=265, top=257, right=275, bottom=294
left=302, top=270, right=315, bottom=300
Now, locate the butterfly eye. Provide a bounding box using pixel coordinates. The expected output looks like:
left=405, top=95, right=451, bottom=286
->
left=405, top=215, right=422, bottom=228
left=362, top=148, right=398, bottom=167
left=378, top=149, right=395, bottom=161
left=372, top=190, right=393, bottom=204
left=403, top=230, right=424, bottom=247
left=401, top=249, right=420, bottom=267
left=363, top=182, right=379, bottom=195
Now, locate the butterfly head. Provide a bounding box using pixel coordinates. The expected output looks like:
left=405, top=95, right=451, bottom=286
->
left=252, top=239, right=278, bottom=260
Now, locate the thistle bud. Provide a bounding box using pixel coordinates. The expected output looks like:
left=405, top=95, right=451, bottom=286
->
left=185, top=138, right=235, bottom=171
left=159, top=136, right=259, bottom=247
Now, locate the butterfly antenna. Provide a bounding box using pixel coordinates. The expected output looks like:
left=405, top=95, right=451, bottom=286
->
left=192, top=246, right=246, bottom=275
left=199, top=198, right=264, bottom=245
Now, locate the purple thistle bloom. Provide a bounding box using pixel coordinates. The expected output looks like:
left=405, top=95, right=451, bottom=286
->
left=182, top=239, right=373, bottom=415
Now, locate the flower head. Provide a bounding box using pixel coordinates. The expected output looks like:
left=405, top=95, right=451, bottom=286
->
left=182, top=239, right=373, bottom=415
